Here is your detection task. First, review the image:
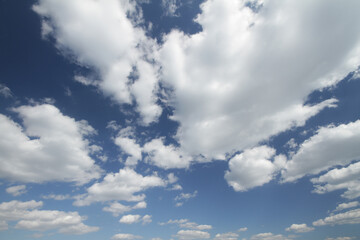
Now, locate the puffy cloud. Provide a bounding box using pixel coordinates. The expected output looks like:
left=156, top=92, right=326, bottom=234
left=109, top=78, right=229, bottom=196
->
left=326, top=237, right=354, bottom=240
left=0, top=200, right=98, bottom=235
left=0, top=220, right=8, bottom=231
left=225, top=146, right=280, bottom=191
left=42, top=194, right=71, bottom=201
left=73, top=168, right=166, bottom=206
left=250, top=233, right=291, bottom=240
left=103, top=201, right=146, bottom=217
left=311, top=161, right=360, bottom=199
left=238, top=227, right=247, bottom=232
left=161, top=0, right=180, bottom=17
left=282, top=120, right=360, bottom=182
left=0, top=83, right=12, bottom=98
left=175, top=230, right=211, bottom=240
left=119, top=214, right=141, bottom=224
left=6, top=185, right=27, bottom=196
left=313, top=208, right=360, bottom=226
left=334, top=202, right=360, bottom=212
left=0, top=104, right=102, bottom=184
left=214, top=232, right=239, bottom=240
left=160, top=0, right=360, bottom=160
left=285, top=223, right=314, bottom=233
left=160, top=219, right=212, bottom=231
left=33, top=0, right=162, bottom=125
left=143, top=138, right=192, bottom=169
left=112, top=233, right=143, bottom=240
left=115, top=136, right=143, bottom=166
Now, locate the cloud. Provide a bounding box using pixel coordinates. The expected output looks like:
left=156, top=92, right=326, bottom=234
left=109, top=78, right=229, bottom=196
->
left=41, top=194, right=71, bottom=201
left=0, top=200, right=98, bottom=235
left=112, top=233, right=143, bottom=240
left=311, top=161, right=360, bottom=199
left=285, top=223, right=314, bottom=233
left=326, top=237, right=354, bottom=240
left=159, top=0, right=360, bottom=160
left=161, top=0, right=180, bottom=17
left=282, top=120, right=360, bottom=182
left=0, top=104, right=102, bottom=184
left=115, top=136, right=143, bottom=166
left=160, top=219, right=212, bottom=231
left=103, top=201, right=146, bottom=217
left=6, top=185, right=27, bottom=196
left=213, top=232, right=239, bottom=240
left=33, top=0, right=162, bottom=125
left=174, top=191, right=198, bottom=206
left=175, top=230, right=211, bottom=240
left=249, top=233, right=292, bottom=240
left=73, top=168, right=166, bottom=206
left=313, top=208, right=360, bottom=226
left=119, top=214, right=151, bottom=225
left=143, top=138, right=193, bottom=169
left=238, top=227, right=247, bottom=232
left=225, top=146, right=282, bottom=191
left=0, top=84, right=12, bottom=98
left=334, top=202, right=359, bottom=212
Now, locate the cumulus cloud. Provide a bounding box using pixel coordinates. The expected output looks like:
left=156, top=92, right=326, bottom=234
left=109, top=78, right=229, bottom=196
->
left=238, top=227, right=247, bottom=232
left=311, top=161, right=360, bottom=199
left=161, top=0, right=180, bottom=17
left=282, top=120, right=360, bottom=182
left=160, top=0, right=360, bottom=160
left=112, top=233, right=143, bottom=240
left=0, top=200, right=98, bottom=235
left=225, top=146, right=282, bottom=191
left=6, top=185, right=27, bottom=197
left=73, top=168, right=166, bottom=206
left=0, top=104, right=102, bottom=184
left=334, top=202, right=360, bottom=212
left=160, top=219, right=212, bottom=230
left=103, top=201, right=146, bottom=217
left=285, top=223, right=314, bottom=233
left=33, top=0, right=162, bottom=125
left=313, top=208, right=360, bottom=226
left=214, top=232, right=239, bottom=240
left=41, top=194, right=71, bottom=201
left=143, top=138, right=193, bottom=169
left=249, top=233, right=292, bottom=240
left=175, top=230, right=211, bottom=240
left=115, top=136, right=143, bottom=166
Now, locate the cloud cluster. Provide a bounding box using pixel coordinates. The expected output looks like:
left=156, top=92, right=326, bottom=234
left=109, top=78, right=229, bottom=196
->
left=119, top=214, right=152, bottom=224
left=33, top=0, right=162, bottom=125
left=334, top=202, right=359, bottom=212
left=103, top=201, right=146, bottom=217
left=112, top=233, right=143, bottom=240
left=249, top=232, right=292, bottom=240
left=0, top=200, right=98, bottom=235
left=313, top=208, right=360, bottom=226
left=160, top=218, right=212, bottom=230
left=175, top=230, right=210, bottom=240
left=285, top=223, right=314, bottom=233
left=0, top=104, right=102, bottom=184
left=160, top=0, right=360, bottom=160
left=6, top=185, right=27, bottom=197
left=213, top=232, right=239, bottom=240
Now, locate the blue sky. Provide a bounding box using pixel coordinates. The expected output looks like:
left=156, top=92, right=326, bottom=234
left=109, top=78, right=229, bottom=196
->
left=1, top=0, right=360, bottom=239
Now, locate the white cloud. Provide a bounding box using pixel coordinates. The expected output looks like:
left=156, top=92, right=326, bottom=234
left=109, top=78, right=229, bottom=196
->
left=175, top=230, right=211, bottom=240
left=115, top=137, right=142, bottom=166
left=282, top=120, right=360, bottom=182
left=334, top=202, right=360, bottom=212
left=143, top=138, right=192, bottom=169
left=250, top=233, right=291, bottom=240
left=0, top=84, right=12, bottom=98
left=214, top=232, right=239, bottom=240
left=174, top=191, right=198, bottom=206
left=73, top=168, right=166, bottom=206
left=285, top=223, right=314, bottom=233
left=33, top=0, right=162, bottom=125
left=238, top=227, right=247, bottom=232
left=42, top=194, right=71, bottom=201
left=160, top=219, right=212, bottom=231
left=311, top=161, right=360, bottom=199
left=6, top=185, right=27, bottom=196
left=160, top=0, right=360, bottom=160
left=112, top=233, right=143, bottom=240
left=103, top=201, right=146, bottom=217
left=142, top=214, right=152, bottom=224
left=326, top=237, right=354, bottom=240
left=119, top=214, right=141, bottom=224
left=313, top=208, right=360, bottom=226
left=0, top=220, right=8, bottom=231
left=0, top=104, right=102, bottom=184
left=225, top=146, right=280, bottom=191
left=0, top=200, right=98, bottom=235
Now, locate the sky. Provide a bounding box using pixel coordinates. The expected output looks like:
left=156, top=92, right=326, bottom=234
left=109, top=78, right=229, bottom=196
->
left=0, top=0, right=360, bottom=239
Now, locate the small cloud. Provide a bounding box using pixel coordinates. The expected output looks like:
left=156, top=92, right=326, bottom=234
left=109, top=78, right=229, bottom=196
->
left=285, top=223, right=314, bottom=233
left=238, top=227, right=248, bottom=232
left=6, top=185, right=27, bottom=196
left=0, top=84, right=12, bottom=98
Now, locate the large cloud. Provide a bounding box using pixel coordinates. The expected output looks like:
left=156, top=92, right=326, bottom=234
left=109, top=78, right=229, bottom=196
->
left=0, top=200, right=98, bottom=235
left=313, top=208, right=360, bottom=226
left=160, top=0, right=360, bottom=159
left=282, top=120, right=360, bottom=182
left=33, top=0, right=162, bottom=125
left=0, top=104, right=102, bottom=184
